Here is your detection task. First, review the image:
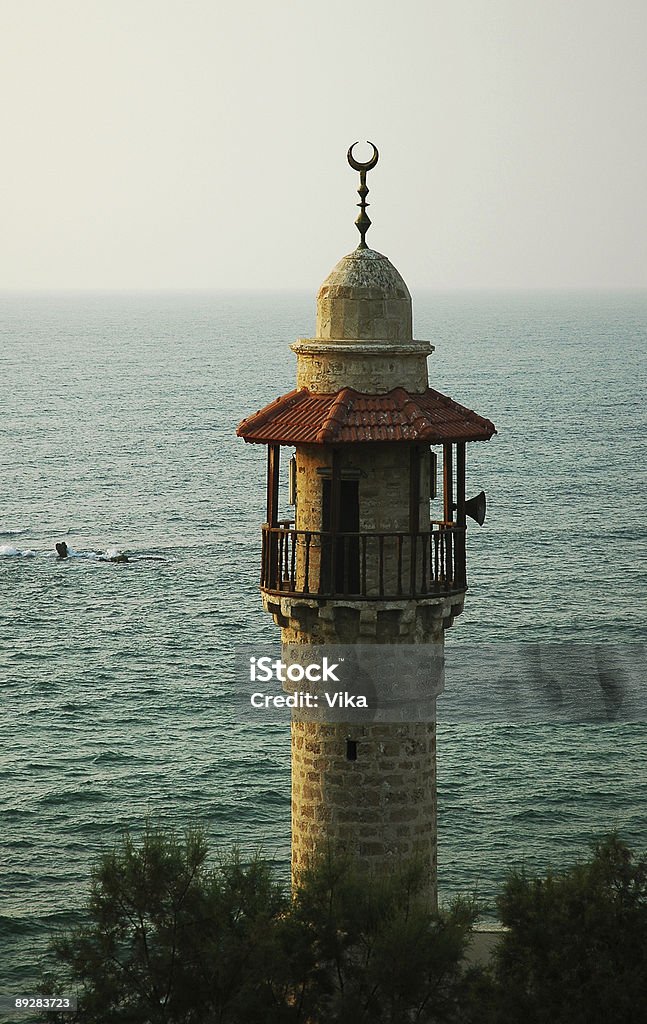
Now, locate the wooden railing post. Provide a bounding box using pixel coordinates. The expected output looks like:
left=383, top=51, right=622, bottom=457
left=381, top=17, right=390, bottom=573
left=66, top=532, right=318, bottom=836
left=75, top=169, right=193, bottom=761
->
left=410, top=533, right=418, bottom=596
left=379, top=535, right=385, bottom=597
left=443, top=444, right=454, bottom=582
left=261, top=526, right=267, bottom=587
left=455, top=442, right=467, bottom=588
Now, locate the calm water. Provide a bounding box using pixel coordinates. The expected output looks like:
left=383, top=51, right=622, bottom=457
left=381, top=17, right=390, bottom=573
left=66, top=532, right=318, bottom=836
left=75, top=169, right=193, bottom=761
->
left=1, top=288, right=646, bottom=990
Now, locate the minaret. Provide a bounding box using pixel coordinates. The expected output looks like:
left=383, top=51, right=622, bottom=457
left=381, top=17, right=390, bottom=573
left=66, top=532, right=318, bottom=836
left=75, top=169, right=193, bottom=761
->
left=238, top=143, right=495, bottom=906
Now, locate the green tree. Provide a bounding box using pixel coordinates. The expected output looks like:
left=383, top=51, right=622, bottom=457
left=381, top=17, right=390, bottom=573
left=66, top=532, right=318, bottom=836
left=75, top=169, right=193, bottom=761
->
left=290, top=850, right=481, bottom=1023
left=488, top=834, right=647, bottom=1024
left=45, top=826, right=480, bottom=1024
left=46, top=824, right=291, bottom=1023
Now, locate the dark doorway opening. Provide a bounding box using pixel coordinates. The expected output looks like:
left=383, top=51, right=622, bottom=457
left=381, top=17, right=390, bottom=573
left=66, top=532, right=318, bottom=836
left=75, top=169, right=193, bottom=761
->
left=321, top=478, right=360, bottom=595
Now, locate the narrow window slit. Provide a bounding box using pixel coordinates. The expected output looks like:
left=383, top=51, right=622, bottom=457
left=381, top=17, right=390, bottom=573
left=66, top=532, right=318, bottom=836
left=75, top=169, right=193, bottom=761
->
left=346, top=739, right=358, bottom=761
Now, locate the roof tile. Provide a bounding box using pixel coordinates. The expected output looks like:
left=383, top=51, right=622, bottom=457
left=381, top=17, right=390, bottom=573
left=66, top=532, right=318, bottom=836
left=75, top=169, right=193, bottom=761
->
left=237, top=387, right=496, bottom=445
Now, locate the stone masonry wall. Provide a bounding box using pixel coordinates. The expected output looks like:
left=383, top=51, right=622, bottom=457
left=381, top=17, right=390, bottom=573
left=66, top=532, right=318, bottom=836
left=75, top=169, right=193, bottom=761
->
left=293, top=343, right=430, bottom=394
left=296, top=444, right=430, bottom=532
left=294, top=443, right=433, bottom=596
left=291, top=719, right=437, bottom=905
left=281, top=605, right=450, bottom=910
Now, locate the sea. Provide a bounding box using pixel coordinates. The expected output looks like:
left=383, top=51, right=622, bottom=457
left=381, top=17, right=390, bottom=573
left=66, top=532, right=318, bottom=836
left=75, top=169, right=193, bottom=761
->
left=1, top=288, right=646, bottom=994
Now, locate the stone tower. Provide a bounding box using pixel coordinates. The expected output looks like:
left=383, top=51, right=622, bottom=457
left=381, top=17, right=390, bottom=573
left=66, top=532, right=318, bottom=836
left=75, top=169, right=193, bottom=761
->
left=237, top=143, right=495, bottom=906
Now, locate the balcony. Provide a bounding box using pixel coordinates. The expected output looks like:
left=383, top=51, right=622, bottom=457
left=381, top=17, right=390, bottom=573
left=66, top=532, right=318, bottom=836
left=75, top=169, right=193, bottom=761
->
left=260, top=521, right=466, bottom=601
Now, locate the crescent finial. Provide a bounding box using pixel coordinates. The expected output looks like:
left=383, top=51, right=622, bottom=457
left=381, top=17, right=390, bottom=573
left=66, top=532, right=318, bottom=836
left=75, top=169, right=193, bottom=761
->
left=347, top=141, right=379, bottom=248
left=347, top=141, right=379, bottom=172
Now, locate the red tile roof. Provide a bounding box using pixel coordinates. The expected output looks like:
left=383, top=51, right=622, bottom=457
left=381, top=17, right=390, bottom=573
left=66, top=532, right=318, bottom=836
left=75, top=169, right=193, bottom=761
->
left=237, top=387, right=496, bottom=445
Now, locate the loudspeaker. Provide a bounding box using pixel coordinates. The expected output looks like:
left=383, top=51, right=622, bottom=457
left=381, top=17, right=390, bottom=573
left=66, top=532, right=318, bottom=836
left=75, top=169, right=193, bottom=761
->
left=464, top=490, right=486, bottom=526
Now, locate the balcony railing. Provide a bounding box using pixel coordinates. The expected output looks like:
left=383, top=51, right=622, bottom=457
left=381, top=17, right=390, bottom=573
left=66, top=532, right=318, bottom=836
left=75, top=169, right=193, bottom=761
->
left=260, top=521, right=466, bottom=600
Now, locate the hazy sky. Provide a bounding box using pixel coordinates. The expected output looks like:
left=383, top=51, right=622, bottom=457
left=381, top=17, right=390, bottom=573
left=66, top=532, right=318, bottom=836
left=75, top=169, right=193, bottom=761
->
left=2, top=0, right=646, bottom=290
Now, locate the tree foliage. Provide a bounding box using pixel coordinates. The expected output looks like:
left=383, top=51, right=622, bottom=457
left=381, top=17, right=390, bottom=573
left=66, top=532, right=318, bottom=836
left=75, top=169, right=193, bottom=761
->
left=45, top=827, right=647, bottom=1023
left=45, top=825, right=479, bottom=1024
left=289, top=850, right=480, bottom=1023
left=487, top=833, right=647, bottom=1024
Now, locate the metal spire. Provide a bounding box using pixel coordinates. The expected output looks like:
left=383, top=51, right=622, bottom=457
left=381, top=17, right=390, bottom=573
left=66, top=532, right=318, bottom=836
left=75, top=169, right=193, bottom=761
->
left=347, top=141, right=379, bottom=249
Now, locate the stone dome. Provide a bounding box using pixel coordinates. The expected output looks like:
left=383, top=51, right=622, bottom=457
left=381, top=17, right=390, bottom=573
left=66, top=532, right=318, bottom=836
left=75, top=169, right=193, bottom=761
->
left=316, top=247, right=413, bottom=343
